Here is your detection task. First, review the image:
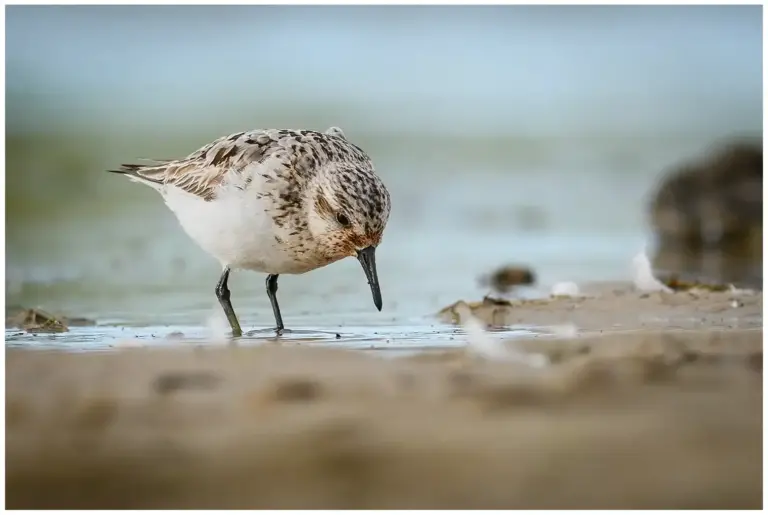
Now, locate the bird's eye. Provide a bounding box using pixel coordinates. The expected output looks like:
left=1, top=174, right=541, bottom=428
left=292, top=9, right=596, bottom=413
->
left=336, top=212, right=351, bottom=227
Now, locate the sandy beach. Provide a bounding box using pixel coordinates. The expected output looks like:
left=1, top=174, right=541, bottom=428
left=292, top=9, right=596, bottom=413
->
left=6, top=282, right=762, bottom=509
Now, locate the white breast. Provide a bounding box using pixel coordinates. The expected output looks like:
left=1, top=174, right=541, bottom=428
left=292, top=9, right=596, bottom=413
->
left=160, top=167, right=313, bottom=274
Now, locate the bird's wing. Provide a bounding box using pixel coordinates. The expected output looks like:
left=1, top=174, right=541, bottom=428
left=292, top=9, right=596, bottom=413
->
left=110, top=128, right=371, bottom=201
left=111, top=130, right=292, bottom=201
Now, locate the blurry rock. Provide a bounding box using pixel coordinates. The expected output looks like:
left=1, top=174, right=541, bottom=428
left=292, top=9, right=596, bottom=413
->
left=649, top=140, right=762, bottom=248
left=478, top=265, right=536, bottom=295
left=6, top=308, right=96, bottom=333
left=648, top=140, right=762, bottom=288
left=6, top=308, right=69, bottom=333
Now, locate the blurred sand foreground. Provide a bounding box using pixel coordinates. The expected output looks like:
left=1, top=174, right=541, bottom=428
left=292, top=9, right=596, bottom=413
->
left=5, top=284, right=763, bottom=509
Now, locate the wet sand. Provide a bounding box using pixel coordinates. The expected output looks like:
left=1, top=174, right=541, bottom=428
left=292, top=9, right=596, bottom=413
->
left=5, top=282, right=763, bottom=509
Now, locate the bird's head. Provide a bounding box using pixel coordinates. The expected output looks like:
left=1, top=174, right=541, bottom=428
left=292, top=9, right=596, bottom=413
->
left=305, top=162, right=391, bottom=311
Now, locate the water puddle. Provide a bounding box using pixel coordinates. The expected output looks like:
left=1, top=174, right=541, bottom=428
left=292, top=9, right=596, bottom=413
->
left=5, top=321, right=546, bottom=354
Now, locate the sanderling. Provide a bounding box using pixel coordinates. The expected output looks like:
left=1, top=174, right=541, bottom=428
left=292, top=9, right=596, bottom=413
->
left=109, top=126, right=391, bottom=337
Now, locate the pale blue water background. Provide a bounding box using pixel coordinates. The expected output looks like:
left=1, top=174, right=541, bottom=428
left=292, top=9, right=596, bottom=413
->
left=5, top=5, right=762, bottom=350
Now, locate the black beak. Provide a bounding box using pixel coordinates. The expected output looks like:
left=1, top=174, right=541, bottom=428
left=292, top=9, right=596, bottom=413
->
left=357, top=246, right=382, bottom=311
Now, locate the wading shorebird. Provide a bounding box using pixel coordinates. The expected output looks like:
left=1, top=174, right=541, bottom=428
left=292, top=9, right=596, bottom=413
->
left=109, top=126, right=391, bottom=337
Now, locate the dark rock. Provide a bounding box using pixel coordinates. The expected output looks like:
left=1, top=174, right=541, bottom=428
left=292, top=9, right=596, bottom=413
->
left=6, top=308, right=69, bottom=333
left=648, top=140, right=762, bottom=289
left=478, top=265, right=536, bottom=295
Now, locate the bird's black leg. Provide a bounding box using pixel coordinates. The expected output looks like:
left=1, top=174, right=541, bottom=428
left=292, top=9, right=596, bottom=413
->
left=215, top=267, right=242, bottom=338
left=266, top=274, right=285, bottom=335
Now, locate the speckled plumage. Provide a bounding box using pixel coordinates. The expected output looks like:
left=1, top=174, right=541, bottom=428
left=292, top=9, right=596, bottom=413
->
left=110, top=126, right=391, bottom=336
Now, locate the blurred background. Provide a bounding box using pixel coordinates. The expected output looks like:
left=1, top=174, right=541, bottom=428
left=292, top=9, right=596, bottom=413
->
left=5, top=5, right=763, bottom=335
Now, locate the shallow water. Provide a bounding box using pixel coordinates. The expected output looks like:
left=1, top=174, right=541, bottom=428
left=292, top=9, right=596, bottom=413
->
left=4, top=321, right=552, bottom=357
